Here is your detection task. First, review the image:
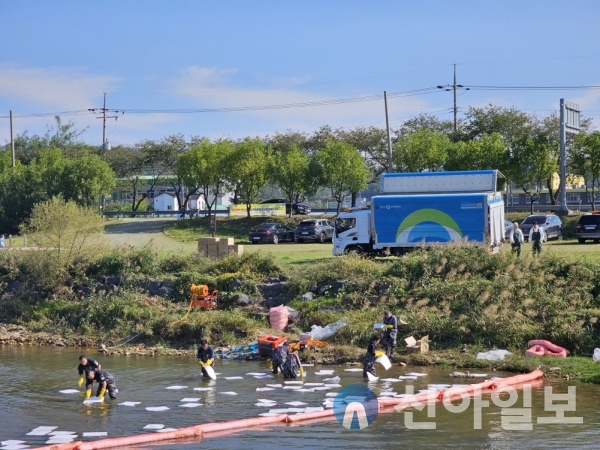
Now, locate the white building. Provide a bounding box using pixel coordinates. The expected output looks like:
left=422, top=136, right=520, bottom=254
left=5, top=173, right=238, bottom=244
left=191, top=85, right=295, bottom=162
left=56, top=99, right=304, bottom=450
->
left=153, top=193, right=180, bottom=211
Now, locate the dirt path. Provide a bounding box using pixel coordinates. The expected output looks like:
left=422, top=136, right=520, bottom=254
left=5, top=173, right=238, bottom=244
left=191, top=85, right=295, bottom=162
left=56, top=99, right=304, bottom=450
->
left=105, top=218, right=197, bottom=252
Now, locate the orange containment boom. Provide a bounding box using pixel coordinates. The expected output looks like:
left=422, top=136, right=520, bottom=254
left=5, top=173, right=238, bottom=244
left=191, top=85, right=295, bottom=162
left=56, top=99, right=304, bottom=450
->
left=30, top=369, right=544, bottom=450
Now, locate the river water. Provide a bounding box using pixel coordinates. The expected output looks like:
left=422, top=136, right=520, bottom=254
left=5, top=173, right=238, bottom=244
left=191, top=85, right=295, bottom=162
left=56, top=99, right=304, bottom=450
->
left=1, top=346, right=599, bottom=449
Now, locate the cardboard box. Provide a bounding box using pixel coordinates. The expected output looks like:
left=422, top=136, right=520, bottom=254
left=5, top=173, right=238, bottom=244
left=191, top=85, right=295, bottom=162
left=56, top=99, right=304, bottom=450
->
left=228, top=244, right=244, bottom=256
left=219, top=237, right=235, bottom=247
left=198, top=237, right=219, bottom=245
left=405, top=335, right=429, bottom=354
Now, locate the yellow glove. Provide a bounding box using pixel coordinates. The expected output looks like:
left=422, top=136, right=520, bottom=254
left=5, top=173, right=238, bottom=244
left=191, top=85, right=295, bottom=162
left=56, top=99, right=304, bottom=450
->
left=198, top=360, right=205, bottom=366
left=268, top=360, right=273, bottom=369
left=385, top=325, right=394, bottom=329
left=206, top=359, right=213, bottom=366
left=85, top=390, right=91, bottom=400
left=300, top=366, right=305, bottom=377
left=98, top=387, right=106, bottom=399
left=375, top=350, right=384, bottom=357
left=78, top=376, right=84, bottom=387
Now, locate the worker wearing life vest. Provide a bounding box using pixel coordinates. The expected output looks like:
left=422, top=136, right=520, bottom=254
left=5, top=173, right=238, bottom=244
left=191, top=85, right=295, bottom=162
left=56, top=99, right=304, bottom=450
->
left=382, top=311, right=398, bottom=358
left=77, top=355, right=101, bottom=387
left=529, top=221, right=545, bottom=257
left=197, top=339, right=215, bottom=378
left=86, top=369, right=117, bottom=400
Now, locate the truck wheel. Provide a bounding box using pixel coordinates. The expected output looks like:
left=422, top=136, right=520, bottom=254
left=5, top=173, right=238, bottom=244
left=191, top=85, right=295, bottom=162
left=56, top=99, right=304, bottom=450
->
left=297, top=238, right=304, bottom=244
left=578, top=239, right=585, bottom=244
left=319, top=232, right=326, bottom=243
left=272, top=235, right=279, bottom=244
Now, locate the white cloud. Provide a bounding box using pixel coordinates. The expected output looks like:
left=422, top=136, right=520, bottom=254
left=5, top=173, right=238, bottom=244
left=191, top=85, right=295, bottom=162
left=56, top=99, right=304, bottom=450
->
left=0, top=64, right=122, bottom=110
left=571, top=87, right=600, bottom=110
left=169, top=66, right=430, bottom=131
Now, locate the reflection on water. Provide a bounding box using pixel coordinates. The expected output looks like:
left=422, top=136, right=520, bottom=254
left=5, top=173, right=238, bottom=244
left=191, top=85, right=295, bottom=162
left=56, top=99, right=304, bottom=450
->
left=0, top=346, right=599, bottom=449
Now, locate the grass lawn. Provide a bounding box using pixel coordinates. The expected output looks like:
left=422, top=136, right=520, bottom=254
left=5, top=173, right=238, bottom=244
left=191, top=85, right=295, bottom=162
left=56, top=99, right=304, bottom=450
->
left=542, top=239, right=600, bottom=263
left=164, top=216, right=335, bottom=265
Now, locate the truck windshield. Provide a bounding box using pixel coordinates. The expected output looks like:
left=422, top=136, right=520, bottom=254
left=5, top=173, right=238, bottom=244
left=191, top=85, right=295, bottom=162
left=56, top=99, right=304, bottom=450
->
left=335, top=217, right=356, bottom=235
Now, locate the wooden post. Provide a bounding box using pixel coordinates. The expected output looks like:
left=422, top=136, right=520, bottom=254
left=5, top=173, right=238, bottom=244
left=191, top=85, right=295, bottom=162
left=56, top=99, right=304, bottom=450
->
left=23, top=234, right=27, bottom=247
left=9, top=234, right=12, bottom=248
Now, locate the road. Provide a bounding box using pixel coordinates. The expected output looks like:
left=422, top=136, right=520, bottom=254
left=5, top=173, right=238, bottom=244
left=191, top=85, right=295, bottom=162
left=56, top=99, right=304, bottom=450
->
left=104, top=218, right=197, bottom=252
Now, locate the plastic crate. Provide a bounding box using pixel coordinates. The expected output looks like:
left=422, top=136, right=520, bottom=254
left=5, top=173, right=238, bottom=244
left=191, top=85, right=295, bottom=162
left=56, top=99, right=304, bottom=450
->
left=258, top=335, right=287, bottom=356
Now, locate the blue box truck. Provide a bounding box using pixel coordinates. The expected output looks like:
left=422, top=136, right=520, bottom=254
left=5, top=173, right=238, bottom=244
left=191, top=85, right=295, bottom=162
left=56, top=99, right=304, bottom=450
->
left=333, top=170, right=505, bottom=256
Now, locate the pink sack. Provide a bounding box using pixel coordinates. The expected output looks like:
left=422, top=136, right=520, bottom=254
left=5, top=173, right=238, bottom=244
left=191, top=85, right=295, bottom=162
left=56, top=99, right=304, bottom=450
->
left=269, top=305, right=289, bottom=330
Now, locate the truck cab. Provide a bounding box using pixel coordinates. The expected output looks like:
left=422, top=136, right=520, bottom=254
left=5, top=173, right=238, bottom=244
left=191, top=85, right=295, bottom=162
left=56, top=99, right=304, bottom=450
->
left=333, top=209, right=372, bottom=255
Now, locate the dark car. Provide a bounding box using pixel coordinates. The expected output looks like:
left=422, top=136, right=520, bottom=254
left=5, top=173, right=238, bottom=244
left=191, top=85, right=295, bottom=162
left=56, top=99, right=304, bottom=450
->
left=520, top=214, right=562, bottom=242
left=575, top=213, right=600, bottom=243
left=260, top=198, right=311, bottom=215
left=295, top=219, right=334, bottom=243
left=249, top=223, right=295, bottom=244
left=504, top=219, right=514, bottom=240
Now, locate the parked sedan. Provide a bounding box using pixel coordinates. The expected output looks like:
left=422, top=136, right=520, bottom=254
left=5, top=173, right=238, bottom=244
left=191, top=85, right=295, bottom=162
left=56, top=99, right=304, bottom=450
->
left=520, top=214, right=563, bottom=241
left=249, top=223, right=295, bottom=244
left=295, top=219, right=334, bottom=243
left=260, top=198, right=311, bottom=215
left=504, top=219, right=514, bottom=240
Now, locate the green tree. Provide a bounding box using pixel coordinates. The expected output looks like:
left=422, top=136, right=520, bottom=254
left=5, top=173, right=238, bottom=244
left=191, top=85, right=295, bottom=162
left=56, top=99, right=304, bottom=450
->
left=270, top=144, right=315, bottom=217
left=62, top=154, right=115, bottom=207
left=228, top=137, right=271, bottom=217
left=178, top=138, right=234, bottom=221
left=508, top=133, right=559, bottom=214
left=571, top=131, right=600, bottom=210
left=155, top=134, right=190, bottom=211
left=0, top=155, right=45, bottom=233
left=393, top=129, right=450, bottom=172
left=9, top=116, right=92, bottom=164
left=314, top=140, right=369, bottom=214
left=445, top=133, right=508, bottom=172
left=21, top=196, right=105, bottom=291
left=104, top=145, right=147, bottom=210
left=462, top=105, right=534, bottom=143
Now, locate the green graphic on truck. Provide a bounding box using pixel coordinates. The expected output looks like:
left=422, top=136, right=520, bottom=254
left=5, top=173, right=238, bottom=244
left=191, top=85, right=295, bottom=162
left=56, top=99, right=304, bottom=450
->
left=395, top=208, right=463, bottom=243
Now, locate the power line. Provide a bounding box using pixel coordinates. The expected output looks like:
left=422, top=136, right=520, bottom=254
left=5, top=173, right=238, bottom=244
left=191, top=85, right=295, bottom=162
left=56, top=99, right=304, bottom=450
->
left=0, top=87, right=441, bottom=119
left=117, top=88, right=441, bottom=114
left=466, top=85, right=600, bottom=91
left=2, top=83, right=600, bottom=121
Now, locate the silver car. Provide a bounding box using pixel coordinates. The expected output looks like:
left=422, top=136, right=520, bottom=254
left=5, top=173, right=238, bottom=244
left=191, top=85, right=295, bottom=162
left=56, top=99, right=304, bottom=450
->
left=295, top=219, right=334, bottom=243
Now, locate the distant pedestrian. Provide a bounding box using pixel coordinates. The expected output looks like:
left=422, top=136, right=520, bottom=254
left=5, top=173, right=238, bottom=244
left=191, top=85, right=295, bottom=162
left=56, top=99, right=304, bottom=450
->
left=529, top=221, right=545, bottom=256
left=0, top=234, right=4, bottom=248
left=509, top=222, right=524, bottom=257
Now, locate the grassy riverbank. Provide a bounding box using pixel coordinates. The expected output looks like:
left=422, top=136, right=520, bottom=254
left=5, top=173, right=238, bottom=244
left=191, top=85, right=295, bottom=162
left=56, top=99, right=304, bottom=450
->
left=2, top=218, right=600, bottom=382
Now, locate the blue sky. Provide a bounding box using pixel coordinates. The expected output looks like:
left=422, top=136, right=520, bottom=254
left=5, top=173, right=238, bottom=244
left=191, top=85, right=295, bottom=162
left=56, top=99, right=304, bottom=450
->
left=1, top=1, right=600, bottom=147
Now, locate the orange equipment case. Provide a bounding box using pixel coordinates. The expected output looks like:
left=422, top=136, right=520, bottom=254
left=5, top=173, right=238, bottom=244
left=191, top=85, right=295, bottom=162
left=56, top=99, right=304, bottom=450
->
left=258, top=335, right=287, bottom=356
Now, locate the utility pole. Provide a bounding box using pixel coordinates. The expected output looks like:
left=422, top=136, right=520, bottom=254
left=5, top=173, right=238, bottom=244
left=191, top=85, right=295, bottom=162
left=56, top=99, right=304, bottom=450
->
left=102, top=93, right=107, bottom=151
left=384, top=90, right=393, bottom=172
left=10, top=110, right=15, bottom=168
left=453, top=64, right=458, bottom=132
left=88, top=94, right=123, bottom=208
left=437, top=64, right=469, bottom=133
left=88, top=93, right=123, bottom=154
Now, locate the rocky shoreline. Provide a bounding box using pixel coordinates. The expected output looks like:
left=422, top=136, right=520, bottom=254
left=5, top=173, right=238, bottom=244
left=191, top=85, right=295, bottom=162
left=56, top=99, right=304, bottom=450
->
left=0, top=323, right=363, bottom=363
